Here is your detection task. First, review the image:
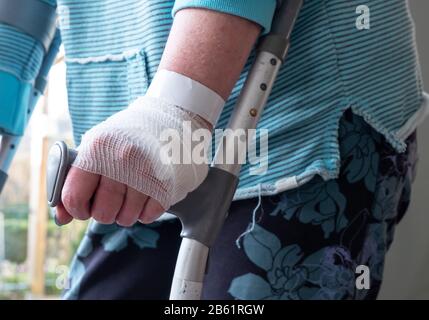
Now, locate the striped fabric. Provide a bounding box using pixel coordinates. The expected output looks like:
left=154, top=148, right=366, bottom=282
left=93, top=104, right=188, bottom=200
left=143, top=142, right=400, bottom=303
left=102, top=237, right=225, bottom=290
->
left=172, top=0, right=278, bottom=33
left=0, top=24, right=45, bottom=82
left=40, top=0, right=56, bottom=5
left=0, top=0, right=56, bottom=82
left=56, top=0, right=427, bottom=201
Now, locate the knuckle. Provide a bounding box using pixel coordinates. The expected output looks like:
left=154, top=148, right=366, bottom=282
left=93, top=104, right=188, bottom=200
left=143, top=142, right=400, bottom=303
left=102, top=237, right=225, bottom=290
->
left=61, top=191, right=88, bottom=220
left=91, top=208, right=115, bottom=225
left=61, top=191, right=75, bottom=211
left=116, top=216, right=135, bottom=227
left=99, top=178, right=126, bottom=195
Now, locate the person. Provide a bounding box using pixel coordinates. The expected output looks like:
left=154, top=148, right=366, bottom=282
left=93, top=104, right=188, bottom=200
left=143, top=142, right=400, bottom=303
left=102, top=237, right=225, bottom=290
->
left=50, top=0, right=427, bottom=299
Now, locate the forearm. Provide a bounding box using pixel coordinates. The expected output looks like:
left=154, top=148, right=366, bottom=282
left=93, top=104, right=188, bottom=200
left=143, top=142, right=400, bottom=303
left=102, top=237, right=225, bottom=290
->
left=159, top=8, right=261, bottom=101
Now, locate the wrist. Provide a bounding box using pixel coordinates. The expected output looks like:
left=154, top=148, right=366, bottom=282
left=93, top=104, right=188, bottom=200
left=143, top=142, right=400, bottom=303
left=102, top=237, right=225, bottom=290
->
left=146, top=69, right=225, bottom=128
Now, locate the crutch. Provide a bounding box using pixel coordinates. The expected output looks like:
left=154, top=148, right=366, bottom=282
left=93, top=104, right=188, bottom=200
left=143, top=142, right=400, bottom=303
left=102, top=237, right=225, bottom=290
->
left=0, top=0, right=60, bottom=197
left=46, top=0, right=304, bottom=300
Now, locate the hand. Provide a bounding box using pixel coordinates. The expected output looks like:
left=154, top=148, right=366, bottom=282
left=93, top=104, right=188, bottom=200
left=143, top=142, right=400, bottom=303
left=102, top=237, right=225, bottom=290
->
left=55, top=96, right=210, bottom=226
left=56, top=167, right=165, bottom=226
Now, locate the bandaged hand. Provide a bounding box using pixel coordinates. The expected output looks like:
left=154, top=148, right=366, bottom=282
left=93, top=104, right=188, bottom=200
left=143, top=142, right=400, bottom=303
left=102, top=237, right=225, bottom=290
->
left=55, top=8, right=259, bottom=227
left=56, top=70, right=224, bottom=227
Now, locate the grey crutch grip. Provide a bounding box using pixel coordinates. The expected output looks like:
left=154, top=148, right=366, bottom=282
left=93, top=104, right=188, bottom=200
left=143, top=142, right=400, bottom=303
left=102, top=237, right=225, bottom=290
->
left=168, top=167, right=238, bottom=247
left=46, top=141, right=77, bottom=207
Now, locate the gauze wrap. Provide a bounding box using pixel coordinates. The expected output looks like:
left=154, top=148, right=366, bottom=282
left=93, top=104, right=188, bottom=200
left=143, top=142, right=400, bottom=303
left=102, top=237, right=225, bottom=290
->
left=72, top=96, right=212, bottom=210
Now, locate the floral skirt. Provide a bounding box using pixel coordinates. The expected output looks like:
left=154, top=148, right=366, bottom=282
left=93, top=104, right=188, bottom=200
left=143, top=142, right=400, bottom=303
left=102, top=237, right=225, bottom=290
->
left=63, top=110, right=418, bottom=300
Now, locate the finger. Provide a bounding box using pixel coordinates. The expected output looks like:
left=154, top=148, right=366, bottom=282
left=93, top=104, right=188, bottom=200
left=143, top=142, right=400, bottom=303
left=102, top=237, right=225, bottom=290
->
left=115, top=187, right=147, bottom=227
left=90, top=176, right=126, bottom=224
left=55, top=202, right=74, bottom=226
left=139, top=198, right=165, bottom=224
left=62, top=167, right=100, bottom=220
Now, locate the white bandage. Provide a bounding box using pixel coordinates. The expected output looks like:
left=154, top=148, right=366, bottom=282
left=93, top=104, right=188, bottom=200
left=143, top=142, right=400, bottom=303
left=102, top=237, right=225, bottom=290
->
left=72, top=95, right=212, bottom=210
left=146, top=69, right=225, bottom=127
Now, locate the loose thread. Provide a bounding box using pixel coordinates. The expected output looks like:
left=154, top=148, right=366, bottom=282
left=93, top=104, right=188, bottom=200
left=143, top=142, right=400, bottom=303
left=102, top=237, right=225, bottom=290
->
left=235, top=183, right=262, bottom=249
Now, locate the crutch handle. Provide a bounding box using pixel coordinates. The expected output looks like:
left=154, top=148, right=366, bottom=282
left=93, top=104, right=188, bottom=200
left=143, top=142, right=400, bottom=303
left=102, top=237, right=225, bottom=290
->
left=46, top=141, right=237, bottom=247
left=46, top=141, right=77, bottom=207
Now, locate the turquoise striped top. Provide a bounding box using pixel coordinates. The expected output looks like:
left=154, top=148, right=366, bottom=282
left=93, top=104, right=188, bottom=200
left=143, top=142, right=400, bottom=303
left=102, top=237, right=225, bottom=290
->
left=58, top=0, right=423, bottom=199
left=1, top=0, right=427, bottom=201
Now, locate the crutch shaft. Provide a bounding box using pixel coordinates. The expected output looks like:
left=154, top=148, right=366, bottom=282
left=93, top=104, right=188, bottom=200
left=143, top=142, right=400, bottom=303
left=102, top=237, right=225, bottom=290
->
left=169, top=238, right=208, bottom=300
left=213, top=51, right=281, bottom=176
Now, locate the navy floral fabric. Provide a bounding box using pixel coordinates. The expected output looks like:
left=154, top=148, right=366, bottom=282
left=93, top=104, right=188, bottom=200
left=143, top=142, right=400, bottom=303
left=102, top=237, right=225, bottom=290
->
left=63, top=110, right=418, bottom=300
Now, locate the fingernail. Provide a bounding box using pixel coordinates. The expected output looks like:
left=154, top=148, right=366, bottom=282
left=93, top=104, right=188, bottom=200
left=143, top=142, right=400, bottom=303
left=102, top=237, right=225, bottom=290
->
left=139, top=217, right=151, bottom=225
left=54, top=214, right=62, bottom=227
